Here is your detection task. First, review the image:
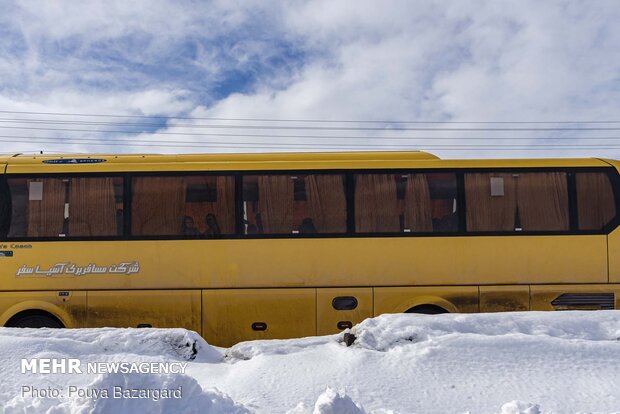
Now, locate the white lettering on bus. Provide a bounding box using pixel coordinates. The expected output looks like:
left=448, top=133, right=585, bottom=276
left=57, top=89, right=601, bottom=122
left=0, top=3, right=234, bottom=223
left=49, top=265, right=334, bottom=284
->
left=15, top=262, right=140, bottom=277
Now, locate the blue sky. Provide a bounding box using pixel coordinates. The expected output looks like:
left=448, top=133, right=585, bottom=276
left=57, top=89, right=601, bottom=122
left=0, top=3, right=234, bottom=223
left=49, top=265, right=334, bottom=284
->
left=1, top=0, right=620, bottom=158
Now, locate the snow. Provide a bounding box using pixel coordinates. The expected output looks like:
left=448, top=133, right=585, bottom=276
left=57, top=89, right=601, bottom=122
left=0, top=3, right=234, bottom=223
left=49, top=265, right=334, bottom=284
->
left=2, top=311, right=620, bottom=413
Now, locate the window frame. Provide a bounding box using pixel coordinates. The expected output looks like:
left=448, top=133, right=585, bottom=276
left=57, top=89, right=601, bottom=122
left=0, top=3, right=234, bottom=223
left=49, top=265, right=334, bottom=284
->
left=0, top=166, right=617, bottom=241
left=3, top=172, right=127, bottom=241
left=460, top=166, right=620, bottom=236
left=240, top=172, right=349, bottom=237
left=351, top=171, right=460, bottom=236
left=128, top=171, right=238, bottom=240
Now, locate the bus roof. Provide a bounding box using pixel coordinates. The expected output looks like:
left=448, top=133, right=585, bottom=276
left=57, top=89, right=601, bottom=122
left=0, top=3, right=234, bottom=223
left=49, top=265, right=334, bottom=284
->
left=1, top=151, right=616, bottom=173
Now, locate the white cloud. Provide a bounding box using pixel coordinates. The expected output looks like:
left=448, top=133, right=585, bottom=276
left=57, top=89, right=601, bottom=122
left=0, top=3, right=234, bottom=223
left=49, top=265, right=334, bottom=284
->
left=1, top=0, right=620, bottom=158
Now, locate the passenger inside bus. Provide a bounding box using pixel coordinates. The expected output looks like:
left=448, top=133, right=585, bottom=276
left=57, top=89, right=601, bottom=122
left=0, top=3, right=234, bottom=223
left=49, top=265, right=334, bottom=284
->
left=181, top=215, right=200, bottom=237
left=204, top=213, right=221, bottom=238
left=298, top=217, right=318, bottom=234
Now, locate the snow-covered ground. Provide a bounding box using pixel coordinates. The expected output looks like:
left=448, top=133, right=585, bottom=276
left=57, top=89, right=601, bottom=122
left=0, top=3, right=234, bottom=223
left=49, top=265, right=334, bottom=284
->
left=2, top=311, right=620, bottom=413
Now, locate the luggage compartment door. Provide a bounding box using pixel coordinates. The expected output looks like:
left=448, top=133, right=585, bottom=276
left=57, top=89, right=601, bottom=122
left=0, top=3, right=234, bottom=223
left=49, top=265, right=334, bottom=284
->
left=87, top=290, right=201, bottom=332
left=202, top=288, right=316, bottom=347
left=317, top=288, right=373, bottom=335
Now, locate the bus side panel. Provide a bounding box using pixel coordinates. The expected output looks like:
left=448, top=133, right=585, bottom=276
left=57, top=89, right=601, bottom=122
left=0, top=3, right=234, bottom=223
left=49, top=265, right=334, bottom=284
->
left=317, top=288, right=373, bottom=336
left=202, top=289, right=316, bottom=348
left=87, top=290, right=201, bottom=332
left=374, top=286, right=479, bottom=315
left=609, top=228, right=620, bottom=284
left=1, top=236, right=608, bottom=291
left=479, top=286, right=530, bottom=312
left=530, top=285, right=620, bottom=310
left=0, top=291, right=86, bottom=327
left=214, top=236, right=608, bottom=287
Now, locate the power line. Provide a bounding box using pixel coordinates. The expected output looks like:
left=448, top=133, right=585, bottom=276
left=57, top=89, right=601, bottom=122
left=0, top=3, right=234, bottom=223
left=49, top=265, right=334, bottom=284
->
left=1, top=109, right=619, bottom=124
left=2, top=125, right=620, bottom=141
left=4, top=133, right=620, bottom=148
left=3, top=136, right=620, bottom=150
left=1, top=117, right=620, bottom=131
left=0, top=135, right=423, bottom=149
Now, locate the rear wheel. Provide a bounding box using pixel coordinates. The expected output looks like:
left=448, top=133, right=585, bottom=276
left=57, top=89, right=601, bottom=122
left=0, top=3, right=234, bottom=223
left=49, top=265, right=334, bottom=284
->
left=6, top=311, right=63, bottom=328
left=406, top=305, right=448, bottom=315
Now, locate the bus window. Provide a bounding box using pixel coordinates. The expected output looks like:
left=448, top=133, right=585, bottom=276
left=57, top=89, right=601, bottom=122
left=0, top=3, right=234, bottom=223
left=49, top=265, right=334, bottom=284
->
left=354, top=173, right=457, bottom=233
left=576, top=172, right=616, bottom=230
left=131, top=175, right=234, bottom=237
left=465, top=171, right=569, bottom=232
left=69, top=177, right=123, bottom=237
left=243, top=174, right=346, bottom=235
left=0, top=178, right=9, bottom=237
left=7, top=176, right=123, bottom=238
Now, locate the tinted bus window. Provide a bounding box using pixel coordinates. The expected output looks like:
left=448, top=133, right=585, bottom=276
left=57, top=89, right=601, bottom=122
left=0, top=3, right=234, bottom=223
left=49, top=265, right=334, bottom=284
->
left=0, top=179, right=9, bottom=236
left=576, top=172, right=616, bottom=230
left=131, top=175, right=235, bottom=237
left=243, top=174, right=346, bottom=235
left=354, top=173, right=457, bottom=233
left=465, top=171, right=569, bottom=232
left=7, top=176, right=123, bottom=238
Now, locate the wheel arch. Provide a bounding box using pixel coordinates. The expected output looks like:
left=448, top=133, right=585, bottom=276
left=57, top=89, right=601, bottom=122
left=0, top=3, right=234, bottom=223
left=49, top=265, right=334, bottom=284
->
left=394, top=295, right=458, bottom=314
left=0, top=301, right=70, bottom=327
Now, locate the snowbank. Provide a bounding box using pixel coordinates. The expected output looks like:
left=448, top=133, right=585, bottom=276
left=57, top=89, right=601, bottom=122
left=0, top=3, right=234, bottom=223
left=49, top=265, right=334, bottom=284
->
left=0, top=328, right=240, bottom=413
left=3, top=372, right=250, bottom=414
left=286, top=388, right=367, bottom=414
left=349, top=311, right=620, bottom=351
left=2, top=311, right=620, bottom=413
left=0, top=327, right=222, bottom=363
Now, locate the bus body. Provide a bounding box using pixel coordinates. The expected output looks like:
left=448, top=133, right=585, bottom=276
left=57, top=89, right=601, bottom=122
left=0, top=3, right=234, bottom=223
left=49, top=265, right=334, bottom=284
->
left=0, top=152, right=617, bottom=346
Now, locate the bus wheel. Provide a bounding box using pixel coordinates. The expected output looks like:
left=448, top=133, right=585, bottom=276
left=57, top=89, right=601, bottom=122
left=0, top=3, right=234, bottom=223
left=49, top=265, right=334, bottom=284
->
left=6, top=311, right=64, bottom=328
left=405, top=305, right=448, bottom=315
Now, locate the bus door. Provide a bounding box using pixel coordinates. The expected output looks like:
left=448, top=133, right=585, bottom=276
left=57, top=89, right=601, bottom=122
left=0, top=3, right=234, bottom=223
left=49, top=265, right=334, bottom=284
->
left=202, top=288, right=316, bottom=347
left=316, top=288, right=373, bottom=335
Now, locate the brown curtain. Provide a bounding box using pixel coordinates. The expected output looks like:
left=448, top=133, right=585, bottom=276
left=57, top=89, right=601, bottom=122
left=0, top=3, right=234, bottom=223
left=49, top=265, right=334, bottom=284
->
left=27, top=179, right=65, bottom=237
left=355, top=174, right=399, bottom=233
left=465, top=173, right=517, bottom=231
left=183, top=176, right=235, bottom=234
left=132, top=177, right=186, bottom=235
left=214, top=176, right=235, bottom=234
left=68, top=178, right=117, bottom=236
left=517, top=172, right=568, bottom=231
left=258, top=176, right=294, bottom=233
left=577, top=172, right=616, bottom=230
left=306, top=175, right=347, bottom=233
left=403, top=174, right=433, bottom=232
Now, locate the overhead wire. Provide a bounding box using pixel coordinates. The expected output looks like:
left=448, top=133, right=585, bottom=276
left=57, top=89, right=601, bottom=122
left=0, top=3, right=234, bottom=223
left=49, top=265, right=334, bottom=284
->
left=1, top=109, right=620, bottom=124
left=4, top=134, right=620, bottom=147
left=4, top=137, right=620, bottom=151
left=0, top=117, right=619, bottom=131
left=1, top=110, right=620, bottom=152
left=2, top=125, right=620, bottom=141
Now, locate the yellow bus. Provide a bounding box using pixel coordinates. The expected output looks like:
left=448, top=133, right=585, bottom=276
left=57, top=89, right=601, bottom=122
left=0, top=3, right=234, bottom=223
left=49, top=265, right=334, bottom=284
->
left=0, top=151, right=618, bottom=346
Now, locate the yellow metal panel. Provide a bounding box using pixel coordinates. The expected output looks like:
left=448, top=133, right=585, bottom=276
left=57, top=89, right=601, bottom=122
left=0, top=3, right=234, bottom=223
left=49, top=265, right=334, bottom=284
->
left=609, top=228, right=620, bottom=283
left=374, top=286, right=478, bottom=315
left=6, top=151, right=436, bottom=173
left=480, top=285, right=529, bottom=312
left=87, top=290, right=201, bottom=332
left=202, top=289, right=315, bottom=347
left=0, top=291, right=86, bottom=327
left=221, top=236, right=605, bottom=287
left=0, top=235, right=608, bottom=292
left=530, top=285, right=620, bottom=310
left=5, top=152, right=611, bottom=174
left=317, top=288, right=373, bottom=335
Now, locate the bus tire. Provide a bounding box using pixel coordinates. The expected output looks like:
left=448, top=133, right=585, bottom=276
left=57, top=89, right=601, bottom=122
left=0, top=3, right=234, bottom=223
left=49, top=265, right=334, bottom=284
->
left=405, top=304, right=448, bottom=315
left=6, top=311, right=64, bottom=328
